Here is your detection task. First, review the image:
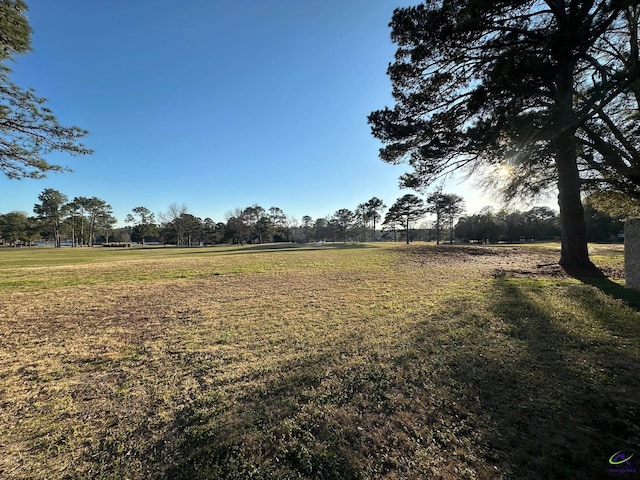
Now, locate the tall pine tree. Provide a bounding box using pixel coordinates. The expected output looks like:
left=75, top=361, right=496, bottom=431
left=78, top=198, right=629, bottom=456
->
left=370, top=0, right=640, bottom=269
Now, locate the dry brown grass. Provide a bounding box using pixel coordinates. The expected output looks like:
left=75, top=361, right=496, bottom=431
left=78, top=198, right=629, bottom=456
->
left=0, top=243, right=638, bottom=479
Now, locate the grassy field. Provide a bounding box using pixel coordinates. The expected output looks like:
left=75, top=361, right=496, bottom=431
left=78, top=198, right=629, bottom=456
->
left=0, top=242, right=638, bottom=479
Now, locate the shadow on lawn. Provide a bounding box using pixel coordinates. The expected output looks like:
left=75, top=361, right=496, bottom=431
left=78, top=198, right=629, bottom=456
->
left=82, top=269, right=638, bottom=478
left=451, top=278, right=640, bottom=479
left=163, top=353, right=366, bottom=480
left=568, top=269, right=640, bottom=312
left=165, top=242, right=375, bottom=257
left=212, top=243, right=374, bottom=256
left=160, top=340, right=491, bottom=478
left=158, top=280, right=640, bottom=479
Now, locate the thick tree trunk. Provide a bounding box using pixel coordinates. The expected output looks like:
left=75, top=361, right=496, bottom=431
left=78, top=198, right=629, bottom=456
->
left=554, top=59, right=596, bottom=271
left=555, top=147, right=593, bottom=268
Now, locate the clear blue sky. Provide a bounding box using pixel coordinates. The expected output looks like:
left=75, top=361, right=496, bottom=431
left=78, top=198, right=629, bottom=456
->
left=0, top=0, right=538, bottom=225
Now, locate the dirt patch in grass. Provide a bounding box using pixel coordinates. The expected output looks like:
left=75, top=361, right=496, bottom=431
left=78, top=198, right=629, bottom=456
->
left=405, top=244, right=560, bottom=268
left=0, top=243, right=638, bottom=479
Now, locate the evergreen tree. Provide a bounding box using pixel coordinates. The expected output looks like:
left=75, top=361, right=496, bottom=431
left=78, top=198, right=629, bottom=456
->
left=369, top=1, right=640, bottom=269
left=384, top=194, right=427, bottom=244
left=0, top=0, right=91, bottom=179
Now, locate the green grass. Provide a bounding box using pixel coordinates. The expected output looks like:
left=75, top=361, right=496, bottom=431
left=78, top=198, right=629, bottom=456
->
left=0, top=242, right=638, bottom=479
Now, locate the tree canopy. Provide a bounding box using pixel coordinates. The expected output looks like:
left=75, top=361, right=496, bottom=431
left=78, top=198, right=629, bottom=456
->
left=0, top=0, right=91, bottom=179
left=33, top=188, right=67, bottom=247
left=125, top=206, right=157, bottom=245
left=426, top=191, right=465, bottom=244
left=384, top=194, right=427, bottom=244
left=369, top=0, right=640, bottom=268
left=364, top=197, right=386, bottom=241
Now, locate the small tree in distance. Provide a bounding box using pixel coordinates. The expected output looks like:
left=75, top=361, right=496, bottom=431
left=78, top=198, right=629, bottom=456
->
left=443, top=194, right=465, bottom=244
left=301, top=215, right=313, bottom=243
left=125, top=206, right=158, bottom=245
left=332, top=209, right=355, bottom=242
left=426, top=191, right=447, bottom=245
left=365, top=197, right=386, bottom=241
left=34, top=188, right=67, bottom=247
left=384, top=194, right=427, bottom=244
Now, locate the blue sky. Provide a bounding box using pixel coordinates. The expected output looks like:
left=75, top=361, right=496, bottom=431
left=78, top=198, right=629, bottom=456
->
left=0, top=0, right=535, bottom=225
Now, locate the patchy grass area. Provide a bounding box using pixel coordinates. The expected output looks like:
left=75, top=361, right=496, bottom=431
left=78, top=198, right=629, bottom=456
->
left=0, top=243, right=638, bottom=479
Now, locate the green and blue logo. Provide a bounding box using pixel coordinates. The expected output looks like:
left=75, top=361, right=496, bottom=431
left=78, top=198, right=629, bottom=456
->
left=609, top=451, right=636, bottom=474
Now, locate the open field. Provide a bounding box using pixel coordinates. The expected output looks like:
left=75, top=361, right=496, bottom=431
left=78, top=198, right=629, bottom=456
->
left=0, top=242, right=638, bottom=479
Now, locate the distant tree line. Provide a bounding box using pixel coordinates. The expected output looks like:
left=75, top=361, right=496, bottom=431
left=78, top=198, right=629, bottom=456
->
left=0, top=188, right=117, bottom=247
left=454, top=199, right=626, bottom=244
left=455, top=206, right=561, bottom=244
left=0, top=188, right=629, bottom=247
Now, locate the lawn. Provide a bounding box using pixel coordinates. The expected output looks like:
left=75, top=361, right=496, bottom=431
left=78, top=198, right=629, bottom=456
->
left=0, top=242, right=638, bottom=479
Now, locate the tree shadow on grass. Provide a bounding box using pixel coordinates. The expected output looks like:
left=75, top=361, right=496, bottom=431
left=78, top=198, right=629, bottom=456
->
left=160, top=341, right=497, bottom=479
left=565, top=267, right=640, bottom=312
left=79, top=268, right=638, bottom=479
left=214, top=243, right=374, bottom=256
left=164, top=243, right=375, bottom=257
left=157, top=275, right=640, bottom=479
left=448, top=277, right=640, bottom=479
left=163, top=353, right=366, bottom=479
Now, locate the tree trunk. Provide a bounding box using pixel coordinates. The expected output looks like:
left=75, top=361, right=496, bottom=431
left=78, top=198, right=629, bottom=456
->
left=89, top=216, right=96, bottom=247
left=548, top=6, right=603, bottom=272
left=71, top=217, right=76, bottom=247
left=556, top=148, right=593, bottom=269
left=554, top=66, right=595, bottom=270
left=449, top=217, right=453, bottom=244
left=405, top=218, right=410, bottom=244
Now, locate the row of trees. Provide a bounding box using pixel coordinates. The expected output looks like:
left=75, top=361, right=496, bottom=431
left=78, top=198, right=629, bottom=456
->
left=0, top=190, right=435, bottom=247
left=455, top=206, right=627, bottom=244
left=132, top=198, right=390, bottom=246
left=0, top=189, right=116, bottom=247
left=126, top=194, right=462, bottom=246
left=455, top=207, right=562, bottom=243
left=0, top=187, right=627, bottom=247
left=381, top=192, right=465, bottom=244
left=0, top=191, right=391, bottom=247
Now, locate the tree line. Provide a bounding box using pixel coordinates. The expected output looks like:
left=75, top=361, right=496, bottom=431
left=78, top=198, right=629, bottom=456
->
left=0, top=188, right=626, bottom=247
left=0, top=189, right=116, bottom=247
